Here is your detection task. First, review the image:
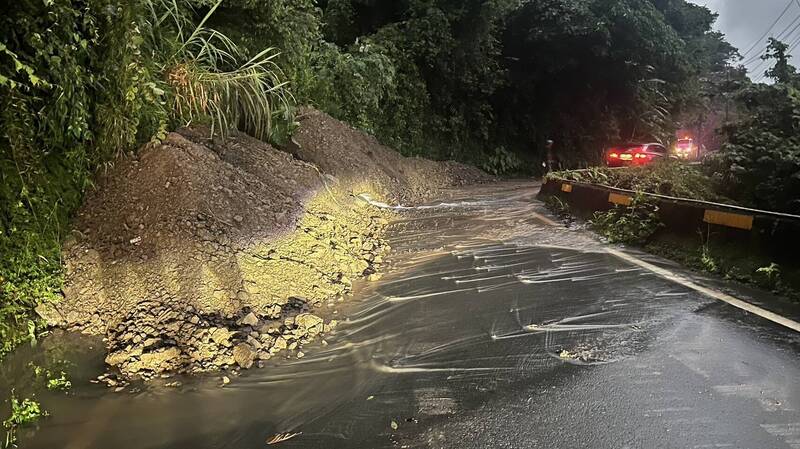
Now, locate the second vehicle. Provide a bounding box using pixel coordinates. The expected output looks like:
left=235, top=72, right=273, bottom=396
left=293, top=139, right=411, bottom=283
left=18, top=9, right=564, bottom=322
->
left=605, top=143, right=668, bottom=167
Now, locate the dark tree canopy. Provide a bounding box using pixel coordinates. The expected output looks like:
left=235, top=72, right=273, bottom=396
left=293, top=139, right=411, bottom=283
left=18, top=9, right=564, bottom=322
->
left=307, top=0, right=734, bottom=166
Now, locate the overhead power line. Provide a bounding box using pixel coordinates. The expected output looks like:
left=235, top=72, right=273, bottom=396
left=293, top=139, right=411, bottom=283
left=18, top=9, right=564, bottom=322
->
left=790, top=0, right=800, bottom=49
left=740, top=12, right=800, bottom=67
left=742, top=50, right=766, bottom=67
left=776, top=13, right=800, bottom=41
left=789, top=28, right=800, bottom=50
left=740, top=0, right=795, bottom=58
left=749, top=59, right=768, bottom=81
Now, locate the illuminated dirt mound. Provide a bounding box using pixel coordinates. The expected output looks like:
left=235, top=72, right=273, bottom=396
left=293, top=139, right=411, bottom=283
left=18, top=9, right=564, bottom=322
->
left=38, top=109, right=489, bottom=379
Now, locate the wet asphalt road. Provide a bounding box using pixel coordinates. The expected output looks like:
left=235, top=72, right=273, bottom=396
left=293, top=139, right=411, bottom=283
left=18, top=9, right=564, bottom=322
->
left=12, top=182, right=800, bottom=449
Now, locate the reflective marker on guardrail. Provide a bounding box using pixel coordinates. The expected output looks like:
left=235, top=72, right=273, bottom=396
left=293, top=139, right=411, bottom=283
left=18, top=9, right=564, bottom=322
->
left=608, top=192, right=632, bottom=206
left=703, top=210, right=754, bottom=231
left=545, top=175, right=800, bottom=221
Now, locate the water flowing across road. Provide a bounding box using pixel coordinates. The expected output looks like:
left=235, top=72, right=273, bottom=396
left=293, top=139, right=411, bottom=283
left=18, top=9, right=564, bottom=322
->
left=6, top=182, right=800, bottom=449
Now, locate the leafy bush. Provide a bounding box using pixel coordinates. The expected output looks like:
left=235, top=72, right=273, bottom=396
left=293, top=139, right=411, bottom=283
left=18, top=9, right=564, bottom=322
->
left=4, top=395, right=46, bottom=427
left=482, top=146, right=524, bottom=176
left=46, top=372, right=72, bottom=392
left=705, top=82, right=800, bottom=214
left=590, top=195, right=664, bottom=245
left=306, top=41, right=397, bottom=135
left=700, top=245, right=718, bottom=272
left=755, top=263, right=782, bottom=290
left=551, top=161, right=729, bottom=203
left=3, top=392, right=47, bottom=447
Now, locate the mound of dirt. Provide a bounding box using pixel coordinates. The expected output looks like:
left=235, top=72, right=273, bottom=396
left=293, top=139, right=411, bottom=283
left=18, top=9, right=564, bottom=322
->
left=37, top=108, right=490, bottom=379
left=290, top=107, right=491, bottom=203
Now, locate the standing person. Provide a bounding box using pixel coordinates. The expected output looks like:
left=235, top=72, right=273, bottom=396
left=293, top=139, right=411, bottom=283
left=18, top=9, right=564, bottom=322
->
left=544, top=139, right=559, bottom=172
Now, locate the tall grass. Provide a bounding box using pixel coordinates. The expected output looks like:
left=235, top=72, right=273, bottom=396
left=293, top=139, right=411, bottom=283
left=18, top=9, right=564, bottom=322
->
left=152, top=0, right=294, bottom=141
left=167, top=49, right=292, bottom=141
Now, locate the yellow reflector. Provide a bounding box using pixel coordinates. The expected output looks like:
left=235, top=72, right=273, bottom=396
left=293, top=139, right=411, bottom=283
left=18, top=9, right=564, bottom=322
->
left=703, top=210, right=754, bottom=231
left=608, top=193, right=632, bottom=206
left=561, top=183, right=573, bottom=193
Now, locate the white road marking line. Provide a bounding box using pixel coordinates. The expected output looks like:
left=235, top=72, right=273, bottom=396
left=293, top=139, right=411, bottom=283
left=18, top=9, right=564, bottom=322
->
left=606, top=248, right=800, bottom=333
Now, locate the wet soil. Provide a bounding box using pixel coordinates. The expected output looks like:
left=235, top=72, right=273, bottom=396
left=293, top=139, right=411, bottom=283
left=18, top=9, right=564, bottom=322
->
left=36, top=108, right=490, bottom=380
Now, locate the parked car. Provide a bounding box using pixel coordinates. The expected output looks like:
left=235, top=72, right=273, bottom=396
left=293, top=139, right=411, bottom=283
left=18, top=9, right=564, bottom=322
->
left=605, top=143, right=668, bottom=167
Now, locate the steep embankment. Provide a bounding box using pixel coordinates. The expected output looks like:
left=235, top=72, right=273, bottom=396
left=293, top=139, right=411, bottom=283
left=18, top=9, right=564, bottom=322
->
left=36, top=108, right=489, bottom=380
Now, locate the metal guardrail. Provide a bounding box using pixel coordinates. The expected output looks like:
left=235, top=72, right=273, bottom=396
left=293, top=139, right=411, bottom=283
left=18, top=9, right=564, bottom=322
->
left=539, top=176, right=800, bottom=259
left=546, top=176, right=800, bottom=222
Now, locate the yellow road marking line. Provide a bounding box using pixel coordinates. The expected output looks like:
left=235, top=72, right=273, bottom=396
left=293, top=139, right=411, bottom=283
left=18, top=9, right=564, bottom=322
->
left=606, top=248, right=800, bottom=333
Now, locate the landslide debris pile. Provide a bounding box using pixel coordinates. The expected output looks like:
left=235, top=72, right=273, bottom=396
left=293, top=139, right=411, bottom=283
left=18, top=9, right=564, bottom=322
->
left=38, top=108, right=489, bottom=379
left=290, top=107, right=489, bottom=204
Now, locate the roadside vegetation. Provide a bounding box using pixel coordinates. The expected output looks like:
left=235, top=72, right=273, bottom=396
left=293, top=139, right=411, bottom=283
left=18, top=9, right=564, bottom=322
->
left=646, top=236, right=800, bottom=303
left=589, top=195, right=664, bottom=246
left=549, top=162, right=731, bottom=204
left=0, top=0, right=737, bottom=361
left=546, top=36, right=800, bottom=302
left=0, top=0, right=294, bottom=360
left=3, top=392, right=46, bottom=448
left=548, top=195, right=800, bottom=303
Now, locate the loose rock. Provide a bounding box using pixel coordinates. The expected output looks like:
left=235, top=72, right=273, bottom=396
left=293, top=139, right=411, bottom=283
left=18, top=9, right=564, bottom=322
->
left=239, top=312, right=259, bottom=327
left=233, top=343, right=256, bottom=369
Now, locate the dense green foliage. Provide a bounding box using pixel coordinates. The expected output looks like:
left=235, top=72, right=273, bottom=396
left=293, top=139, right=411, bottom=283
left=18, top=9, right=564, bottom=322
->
left=204, top=0, right=733, bottom=162
left=705, top=39, right=800, bottom=214
left=590, top=194, right=663, bottom=245
left=549, top=161, right=729, bottom=203
left=1, top=0, right=116, bottom=354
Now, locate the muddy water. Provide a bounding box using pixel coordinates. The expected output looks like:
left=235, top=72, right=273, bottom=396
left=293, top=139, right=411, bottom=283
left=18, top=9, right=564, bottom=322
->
left=5, top=182, right=800, bottom=449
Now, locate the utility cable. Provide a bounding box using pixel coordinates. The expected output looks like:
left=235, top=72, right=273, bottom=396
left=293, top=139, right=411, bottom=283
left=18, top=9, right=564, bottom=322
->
left=776, top=13, right=800, bottom=41
left=740, top=0, right=795, bottom=58
left=741, top=12, right=800, bottom=67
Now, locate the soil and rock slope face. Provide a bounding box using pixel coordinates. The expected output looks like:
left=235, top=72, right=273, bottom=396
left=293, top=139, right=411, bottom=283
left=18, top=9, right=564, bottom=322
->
left=36, top=108, right=489, bottom=379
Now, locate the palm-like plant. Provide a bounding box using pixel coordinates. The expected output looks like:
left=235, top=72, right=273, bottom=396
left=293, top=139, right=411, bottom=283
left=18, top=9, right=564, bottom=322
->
left=146, top=0, right=293, bottom=141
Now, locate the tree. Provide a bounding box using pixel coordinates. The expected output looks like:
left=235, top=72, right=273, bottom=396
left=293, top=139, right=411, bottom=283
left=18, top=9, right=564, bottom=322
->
left=706, top=43, right=800, bottom=213
left=762, top=38, right=798, bottom=85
